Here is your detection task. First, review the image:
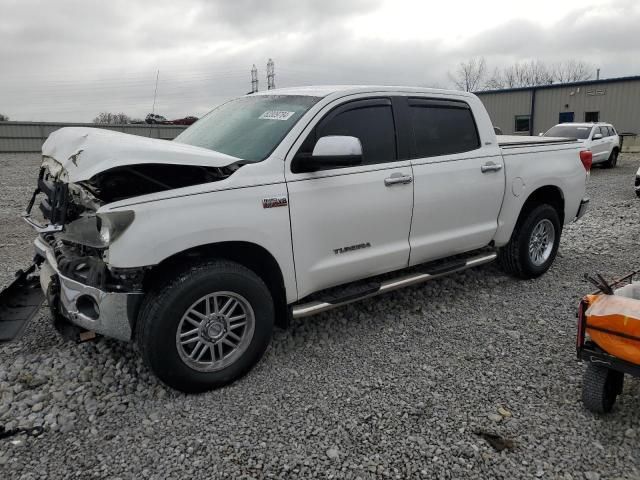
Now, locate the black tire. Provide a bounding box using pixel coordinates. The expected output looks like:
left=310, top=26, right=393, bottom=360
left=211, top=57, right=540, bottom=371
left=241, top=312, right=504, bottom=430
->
left=498, top=204, right=561, bottom=279
left=603, top=148, right=618, bottom=168
left=136, top=260, right=274, bottom=393
left=582, top=364, right=624, bottom=414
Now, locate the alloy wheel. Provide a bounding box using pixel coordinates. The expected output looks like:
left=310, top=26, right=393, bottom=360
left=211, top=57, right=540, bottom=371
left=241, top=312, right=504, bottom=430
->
left=175, top=291, right=255, bottom=372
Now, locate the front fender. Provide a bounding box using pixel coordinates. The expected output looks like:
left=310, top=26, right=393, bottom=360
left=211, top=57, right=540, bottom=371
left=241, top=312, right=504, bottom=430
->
left=105, top=184, right=297, bottom=302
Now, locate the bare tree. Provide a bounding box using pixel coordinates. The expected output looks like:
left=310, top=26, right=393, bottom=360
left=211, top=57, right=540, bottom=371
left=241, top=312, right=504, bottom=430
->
left=552, top=60, right=594, bottom=83
left=93, top=112, right=132, bottom=124
left=0, top=113, right=9, bottom=121
left=448, top=57, right=487, bottom=92
left=451, top=58, right=594, bottom=91
left=501, top=61, right=554, bottom=88
left=483, top=67, right=505, bottom=90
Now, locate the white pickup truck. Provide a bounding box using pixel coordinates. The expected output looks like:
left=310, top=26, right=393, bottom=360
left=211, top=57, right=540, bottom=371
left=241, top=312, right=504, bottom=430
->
left=0, top=86, right=591, bottom=392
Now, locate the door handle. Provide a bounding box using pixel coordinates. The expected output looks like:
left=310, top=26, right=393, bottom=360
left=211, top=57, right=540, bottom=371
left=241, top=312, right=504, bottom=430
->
left=384, top=174, right=413, bottom=186
left=481, top=162, right=503, bottom=173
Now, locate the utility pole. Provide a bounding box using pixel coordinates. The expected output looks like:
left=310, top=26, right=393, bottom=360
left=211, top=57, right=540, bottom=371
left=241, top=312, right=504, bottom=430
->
left=267, top=58, right=275, bottom=90
left=151, top=69, right=160, bottom=114
left=251, top=64, right=259, bottom=93
left=150, top=69, right=159, bottom=135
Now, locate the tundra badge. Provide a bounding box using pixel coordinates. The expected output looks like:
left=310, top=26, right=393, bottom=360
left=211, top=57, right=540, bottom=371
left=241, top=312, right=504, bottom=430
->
left=262, top=196, right=288, bottom=209
left=334, top=242, right=371, bottom=255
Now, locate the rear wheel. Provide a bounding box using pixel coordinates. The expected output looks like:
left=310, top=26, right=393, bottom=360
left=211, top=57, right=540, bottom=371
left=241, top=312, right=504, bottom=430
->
left=582, top=364, right=623, bottom=413
left=498, top=204, right=561, bottom=279
left=603, top=148, right=618, bottom=168
left=136, top=260, right=274, bottom=393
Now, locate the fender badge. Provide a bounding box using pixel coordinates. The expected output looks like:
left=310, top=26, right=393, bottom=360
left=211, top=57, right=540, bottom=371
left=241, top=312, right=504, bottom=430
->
left=262, top=196, right=288, bottom=209
left=334, top=242, right=371, bottom=255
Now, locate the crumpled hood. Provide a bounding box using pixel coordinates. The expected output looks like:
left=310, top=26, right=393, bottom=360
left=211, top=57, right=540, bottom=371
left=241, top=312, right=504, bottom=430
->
left=42, top=127, right=242, bottom=182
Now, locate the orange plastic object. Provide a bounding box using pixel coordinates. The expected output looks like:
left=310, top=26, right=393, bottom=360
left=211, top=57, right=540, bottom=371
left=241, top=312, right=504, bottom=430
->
left=585, top=294, right=640, bottom=365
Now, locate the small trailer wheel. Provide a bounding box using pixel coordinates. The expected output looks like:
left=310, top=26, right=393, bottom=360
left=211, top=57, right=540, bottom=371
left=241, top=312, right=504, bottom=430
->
left=582, top=364, right=624, bottom=413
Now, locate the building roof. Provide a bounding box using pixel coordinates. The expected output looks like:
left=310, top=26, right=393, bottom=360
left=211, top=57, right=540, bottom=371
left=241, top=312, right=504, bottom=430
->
left=475, top=74, right=640, bottom=95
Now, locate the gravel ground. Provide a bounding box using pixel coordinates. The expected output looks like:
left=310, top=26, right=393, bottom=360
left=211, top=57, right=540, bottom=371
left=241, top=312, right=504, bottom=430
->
left=1, top=152, right=640, bottom=479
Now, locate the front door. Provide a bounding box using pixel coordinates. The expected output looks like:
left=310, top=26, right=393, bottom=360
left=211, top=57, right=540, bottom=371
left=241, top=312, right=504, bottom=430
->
left=285, top=98, right=414, bottom=299
left=406, top=97, right=506, bottom=265
left=590, top=125, right=610, bottom=163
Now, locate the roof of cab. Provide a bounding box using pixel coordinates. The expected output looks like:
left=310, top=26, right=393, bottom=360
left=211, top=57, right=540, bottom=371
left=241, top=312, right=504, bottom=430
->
left=250, top=85, right=473, bottom=99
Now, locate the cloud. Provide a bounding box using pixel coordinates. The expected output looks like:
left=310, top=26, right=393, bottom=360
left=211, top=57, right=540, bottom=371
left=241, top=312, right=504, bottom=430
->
left=0, top=0, right=638, bottom=121
left=201, top=0, right=381, bottom=33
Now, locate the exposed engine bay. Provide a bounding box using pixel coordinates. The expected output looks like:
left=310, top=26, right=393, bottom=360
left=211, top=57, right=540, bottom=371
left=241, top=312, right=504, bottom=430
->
left=40, top=233, right=145, bottom=292
left=76, top=163, right=237, bottom=204
left=34, top=160, right=237, bottom=225
left=25, top=159, right=238, bottom=293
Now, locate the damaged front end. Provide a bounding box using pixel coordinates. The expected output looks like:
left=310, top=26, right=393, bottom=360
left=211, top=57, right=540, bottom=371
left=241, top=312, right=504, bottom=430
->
left=16, top=167, right=147, bottom=342
left=1, top=127, right=242, bottom=344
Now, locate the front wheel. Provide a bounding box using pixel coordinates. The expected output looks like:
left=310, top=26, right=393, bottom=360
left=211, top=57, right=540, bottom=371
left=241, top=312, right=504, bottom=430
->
left=498, top=204, right=561, bottom=279
left=603, top=149, right=618, bottom=168
left=136, top=260, right=274, bottom=393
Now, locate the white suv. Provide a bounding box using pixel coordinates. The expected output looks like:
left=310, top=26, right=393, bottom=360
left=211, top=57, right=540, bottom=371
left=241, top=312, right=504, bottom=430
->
left=544, top=123, right=620, bottom=168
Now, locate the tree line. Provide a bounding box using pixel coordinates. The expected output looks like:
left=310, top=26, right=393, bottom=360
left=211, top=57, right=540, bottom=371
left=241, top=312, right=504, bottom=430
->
left=449, top=58, right=595, bottom=92
left=92, top=112, right=142, bottom=124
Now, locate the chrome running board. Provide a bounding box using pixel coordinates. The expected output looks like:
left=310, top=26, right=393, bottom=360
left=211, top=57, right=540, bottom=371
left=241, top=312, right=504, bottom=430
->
left=291, top=252, right=497, bottom=319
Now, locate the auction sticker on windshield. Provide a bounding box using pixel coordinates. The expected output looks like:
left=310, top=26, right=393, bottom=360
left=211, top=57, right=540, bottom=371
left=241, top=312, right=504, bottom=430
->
left=259, top=111, right=296, bottom=121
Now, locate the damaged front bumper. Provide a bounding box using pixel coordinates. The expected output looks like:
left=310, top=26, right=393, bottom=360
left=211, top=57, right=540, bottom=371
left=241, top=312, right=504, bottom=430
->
left=35, top=236, right=143, bottom=342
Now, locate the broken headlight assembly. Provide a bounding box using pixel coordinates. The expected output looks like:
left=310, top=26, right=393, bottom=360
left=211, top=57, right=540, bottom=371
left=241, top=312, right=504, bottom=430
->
left=97, top=211, right=135, bottom=246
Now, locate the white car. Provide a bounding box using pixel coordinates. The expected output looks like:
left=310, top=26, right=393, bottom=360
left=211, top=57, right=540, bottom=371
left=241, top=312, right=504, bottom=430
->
left=2, top=86, right=590, bottom=392
left=544, top=122, right=620, bottom=168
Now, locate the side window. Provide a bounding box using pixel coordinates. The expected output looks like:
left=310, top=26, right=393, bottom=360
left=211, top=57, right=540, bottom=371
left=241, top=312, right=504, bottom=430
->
left=515, top=115, right=531, bottom=133
left=316, top=103, right=397, bottom=165
left=584, top=111, right=599, bottom=122
left=599, top=126, right=608, bottom=137
left=608, top=126, right=616, bottom=136
left=294, top=99, right=397, bottom=170
left=408, top=99, right=480, bottom=157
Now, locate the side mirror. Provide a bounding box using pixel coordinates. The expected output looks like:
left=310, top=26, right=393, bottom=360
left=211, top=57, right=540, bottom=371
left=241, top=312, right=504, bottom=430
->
left=293, top=136, right=363, bottom=172
left=538, top=132, right=544, bottom=136
left=592, top=133, right=603, bottom=140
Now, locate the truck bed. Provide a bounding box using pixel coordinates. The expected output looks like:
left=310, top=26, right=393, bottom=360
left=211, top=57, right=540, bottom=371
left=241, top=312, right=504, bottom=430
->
left=498, top=135, right=578, bottom=148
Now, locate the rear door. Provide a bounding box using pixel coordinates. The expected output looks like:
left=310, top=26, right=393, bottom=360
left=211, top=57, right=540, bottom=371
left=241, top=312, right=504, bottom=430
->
left=285, top=97, right=414, bottom=299
left=406, top=97, right=505, bottom=265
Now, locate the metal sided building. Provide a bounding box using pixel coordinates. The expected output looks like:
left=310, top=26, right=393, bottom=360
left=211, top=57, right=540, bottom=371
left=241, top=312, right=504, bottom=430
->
left=476, top=75, right=640, bottom=137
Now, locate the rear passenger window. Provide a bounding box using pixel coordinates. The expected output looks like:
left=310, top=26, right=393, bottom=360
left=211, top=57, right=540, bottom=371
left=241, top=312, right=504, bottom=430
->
left=408, top=99, right=480, bottom=158
left=608, top=126, right=616, bottom=136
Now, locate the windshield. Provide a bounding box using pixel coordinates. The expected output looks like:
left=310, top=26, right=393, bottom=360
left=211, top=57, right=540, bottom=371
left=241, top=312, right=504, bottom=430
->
left=174, top=95, right=321, bottom=162
left=544, top=125, right=592, bottom=139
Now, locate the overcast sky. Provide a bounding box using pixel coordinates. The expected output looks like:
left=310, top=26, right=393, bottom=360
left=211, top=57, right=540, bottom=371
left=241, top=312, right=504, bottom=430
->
left=1, top=0, right=639, bottom=121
